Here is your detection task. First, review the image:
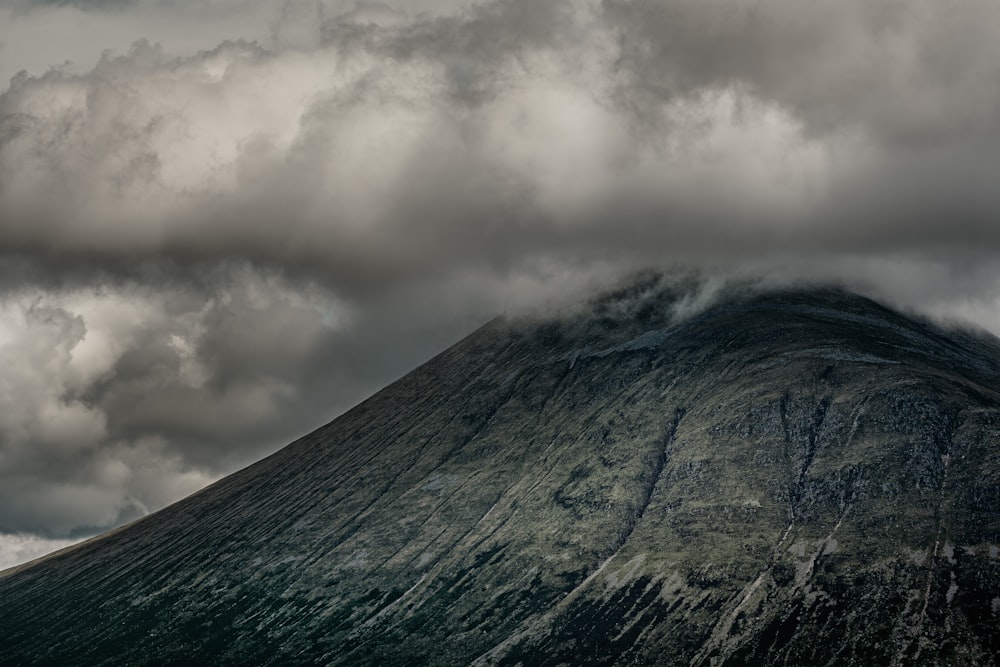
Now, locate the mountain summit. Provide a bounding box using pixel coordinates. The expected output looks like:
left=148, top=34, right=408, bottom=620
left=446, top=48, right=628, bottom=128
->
left=3, top=283, right=1000, bottom=665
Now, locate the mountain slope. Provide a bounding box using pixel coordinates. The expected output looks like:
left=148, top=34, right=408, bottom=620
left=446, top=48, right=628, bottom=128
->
left=3, top=283, right=1000, bottom=665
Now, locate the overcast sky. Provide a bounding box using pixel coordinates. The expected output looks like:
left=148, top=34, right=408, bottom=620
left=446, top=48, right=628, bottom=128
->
left=3, top=0, right=1000, bottom=568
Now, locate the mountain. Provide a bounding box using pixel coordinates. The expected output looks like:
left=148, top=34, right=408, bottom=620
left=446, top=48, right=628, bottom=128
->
left=3, top=281, right=1000, bottom=666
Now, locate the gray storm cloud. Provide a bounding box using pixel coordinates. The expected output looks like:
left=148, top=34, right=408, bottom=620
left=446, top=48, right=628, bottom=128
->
left=2, top=0, right=1000, bottom=566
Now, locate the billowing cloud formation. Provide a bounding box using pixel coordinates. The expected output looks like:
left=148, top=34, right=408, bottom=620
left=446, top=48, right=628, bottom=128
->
left=5, top=0, right=1000, bottom=276
left=0, top=268, right=338, bottom=535
left=2, top=0, right=1000, bottom=567
left=0, top=9, right=821, bottom=283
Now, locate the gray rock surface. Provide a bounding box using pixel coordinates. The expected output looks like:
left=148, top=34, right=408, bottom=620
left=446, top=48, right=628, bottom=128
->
left=3, top=282, right=1000, bottom=665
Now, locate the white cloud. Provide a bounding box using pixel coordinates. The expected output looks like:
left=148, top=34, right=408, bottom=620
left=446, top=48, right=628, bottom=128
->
left=0, top=267, right=354, bottom=539
left=0, top=533, right=82, bottom=571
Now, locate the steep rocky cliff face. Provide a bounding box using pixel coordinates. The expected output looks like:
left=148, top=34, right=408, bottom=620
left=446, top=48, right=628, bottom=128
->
left=3, top=282, right=1000, bottom=665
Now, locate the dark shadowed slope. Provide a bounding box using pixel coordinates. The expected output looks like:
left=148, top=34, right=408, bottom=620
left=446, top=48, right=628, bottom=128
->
left=3, top=283, right=1000, bottom=666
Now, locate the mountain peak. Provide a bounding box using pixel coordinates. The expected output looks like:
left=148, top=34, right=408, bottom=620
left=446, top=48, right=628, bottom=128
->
left=3, top=285, right=1000, bottom=665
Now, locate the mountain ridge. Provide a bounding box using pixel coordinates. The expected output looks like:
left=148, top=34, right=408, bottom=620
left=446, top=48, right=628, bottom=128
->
left=3, top=283, right=1000, bottom=665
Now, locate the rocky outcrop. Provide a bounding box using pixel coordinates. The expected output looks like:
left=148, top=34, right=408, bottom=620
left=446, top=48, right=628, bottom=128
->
left=3, top=283, right=1000, bottom=665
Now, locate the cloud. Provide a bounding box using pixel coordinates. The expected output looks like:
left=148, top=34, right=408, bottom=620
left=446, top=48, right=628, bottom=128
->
left=0, top=0, right=838, bottom=282
left=0, top=533, right=80, bottom=571
left=0, top=267, right=345, bottom=536
left=3, top=0, right=998, bottom=281
left=1, top=0, right=1000, bottom=564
